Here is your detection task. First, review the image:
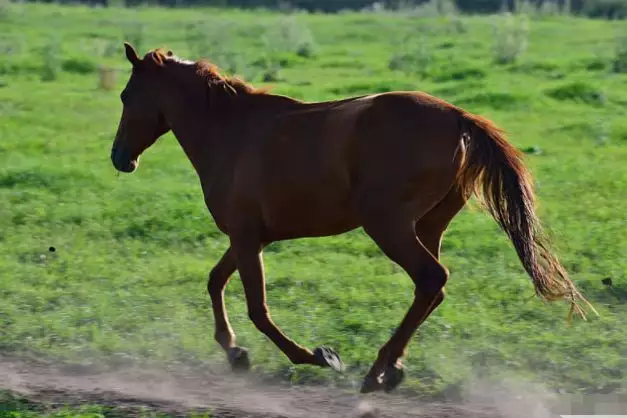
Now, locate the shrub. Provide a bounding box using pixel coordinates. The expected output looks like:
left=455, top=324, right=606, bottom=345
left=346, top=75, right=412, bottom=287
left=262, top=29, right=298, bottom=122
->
left=399, top=0, right=459, bottom=17
left=123, top=21, right=144, bottom=55
left=613, top=32, right=627, bottom=73
left=0, top=0, right=11, bottom=21
left=388, top=30, right=433, bottom=77
left=492, top=12, right=530, bottom=65
left=184, top=20, right=252, bottom=78
left=546, top=81, right=606, bottom=105
left=62, top=58, right=97, bottom=74
left=0, top=34, right=23, bottom=75
left=447, top=15, right=468, bottom=33
left=582, top=0, right=627, bottom=19
left=41, top=36, right=62, bottom=82
left=263, top=15, right=317, bottom=58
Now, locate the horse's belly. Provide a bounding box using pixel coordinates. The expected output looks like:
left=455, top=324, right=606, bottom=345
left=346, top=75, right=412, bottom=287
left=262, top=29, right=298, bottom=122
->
left=261, top=188, right=358, bottom=240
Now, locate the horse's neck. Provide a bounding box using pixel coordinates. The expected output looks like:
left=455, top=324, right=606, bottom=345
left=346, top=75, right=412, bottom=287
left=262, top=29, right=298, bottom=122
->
left=166, top=105, right=217, bottom=176
left=168, top=88, right=302, bottom=175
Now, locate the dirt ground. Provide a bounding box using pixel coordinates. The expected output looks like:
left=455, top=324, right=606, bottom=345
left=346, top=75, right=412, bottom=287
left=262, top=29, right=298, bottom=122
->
left=0, top=354, right=597, bottom=418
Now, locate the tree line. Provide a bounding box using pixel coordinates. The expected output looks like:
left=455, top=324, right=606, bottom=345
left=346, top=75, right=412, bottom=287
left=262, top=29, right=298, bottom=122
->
left=48, top=0, right=627, bottom=19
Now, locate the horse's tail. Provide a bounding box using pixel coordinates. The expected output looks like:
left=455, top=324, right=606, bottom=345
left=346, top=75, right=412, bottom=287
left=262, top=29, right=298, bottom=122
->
left=456, top=110, right=597, bottom=321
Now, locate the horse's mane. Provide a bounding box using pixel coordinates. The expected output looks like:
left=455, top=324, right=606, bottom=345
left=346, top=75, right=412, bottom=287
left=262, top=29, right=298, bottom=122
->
left=196, top=60, right=270, bottom=95
left=149, top=48, right=270, bottom=96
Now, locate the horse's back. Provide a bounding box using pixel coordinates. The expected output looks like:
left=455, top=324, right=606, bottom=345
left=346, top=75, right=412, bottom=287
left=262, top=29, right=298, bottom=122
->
left=351, top=90, right=463, bottom=172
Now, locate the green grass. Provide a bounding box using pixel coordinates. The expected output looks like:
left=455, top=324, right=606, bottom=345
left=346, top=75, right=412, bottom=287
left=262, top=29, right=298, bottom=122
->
left=1, top=1, right=626, bottom=404
left=0, top=390, right=213, bottom=418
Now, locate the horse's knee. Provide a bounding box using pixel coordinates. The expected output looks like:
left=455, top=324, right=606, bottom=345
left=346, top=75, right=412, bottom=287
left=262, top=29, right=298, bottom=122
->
left=415, top=260, right=449, bottom=298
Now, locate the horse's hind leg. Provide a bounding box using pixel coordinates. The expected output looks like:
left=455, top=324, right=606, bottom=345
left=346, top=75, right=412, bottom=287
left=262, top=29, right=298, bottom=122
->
left=358, top=202, right=451, bottom=394
left=415, top=185, right=466, bottom=261
left=411, top=186, right=467, bottom=322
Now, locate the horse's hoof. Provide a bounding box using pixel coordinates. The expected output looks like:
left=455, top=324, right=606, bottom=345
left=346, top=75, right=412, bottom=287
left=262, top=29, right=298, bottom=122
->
left=383, top=365, right=405, bottom=393
left=227, top=346, right=250, bottom=373
left=360, top=374, right=383, bottom=394
left=313, top=345, right=345, bottom=372
left=360, top=365, right=405, bottom=394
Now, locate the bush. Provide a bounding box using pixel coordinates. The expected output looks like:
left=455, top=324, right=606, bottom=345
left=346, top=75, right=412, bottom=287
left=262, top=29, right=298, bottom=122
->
left=184, top=20, right=251, bottom=78
left=388, top=34, right=432, bottom=77
left=40, top=36, right=62, bottom=81
left=492, top=12, right=530, bottom=65
left=582, top=0, right=627, bottom=18
left=0, top=34, right=23, bottom=75
left=399, top=0, right=459, bottom=17
left=613, top=32, right=627, bottom=72
left=123, top=21, right=144, bottom=55
left=263, top=15, right=317, bottom=58
left=0, top=0, right=11, bottom=20
left=546, top=81, right=606, bottom=105
left=62, top=57, right=97, bottom=74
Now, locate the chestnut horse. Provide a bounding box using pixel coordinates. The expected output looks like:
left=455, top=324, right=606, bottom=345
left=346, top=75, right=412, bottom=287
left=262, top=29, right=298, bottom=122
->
left=110, top=43, right=596, bottom=394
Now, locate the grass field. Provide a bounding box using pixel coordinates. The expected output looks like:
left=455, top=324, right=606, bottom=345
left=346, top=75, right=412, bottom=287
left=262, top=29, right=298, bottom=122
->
left=1, top=2, right=626, bottom=414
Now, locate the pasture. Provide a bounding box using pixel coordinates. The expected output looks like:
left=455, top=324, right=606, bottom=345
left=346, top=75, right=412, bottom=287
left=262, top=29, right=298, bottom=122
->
left=1, top=2, right=626, bottom=416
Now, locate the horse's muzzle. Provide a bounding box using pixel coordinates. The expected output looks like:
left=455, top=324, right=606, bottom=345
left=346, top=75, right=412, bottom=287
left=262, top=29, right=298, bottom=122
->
left=111, top=147, right=138, bottom=173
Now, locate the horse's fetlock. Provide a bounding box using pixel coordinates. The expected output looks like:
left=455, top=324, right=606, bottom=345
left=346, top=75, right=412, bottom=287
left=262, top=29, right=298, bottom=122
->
left=214, top=330, right=234, bottom=347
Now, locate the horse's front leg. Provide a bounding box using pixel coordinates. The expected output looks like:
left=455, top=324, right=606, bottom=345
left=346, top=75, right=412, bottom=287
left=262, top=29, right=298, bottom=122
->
left=207, top=246, right=251, bottom=372
left=229, top=232, right=344, bottom=372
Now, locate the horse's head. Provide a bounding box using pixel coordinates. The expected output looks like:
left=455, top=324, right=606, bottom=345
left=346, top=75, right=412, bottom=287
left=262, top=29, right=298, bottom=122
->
left=111, top=42, right=172, bottom=173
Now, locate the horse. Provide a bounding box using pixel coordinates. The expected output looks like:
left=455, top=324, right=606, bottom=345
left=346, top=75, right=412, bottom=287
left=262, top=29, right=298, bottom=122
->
left=110, top=42, right=597, bottom=394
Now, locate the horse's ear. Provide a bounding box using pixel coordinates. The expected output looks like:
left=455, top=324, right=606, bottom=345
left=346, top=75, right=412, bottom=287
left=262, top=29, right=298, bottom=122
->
left=221, top=81, right=237, bottom=97
left=150, top=51, right=165, bottom=67
left=124, top=42, right=140, bottom=66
